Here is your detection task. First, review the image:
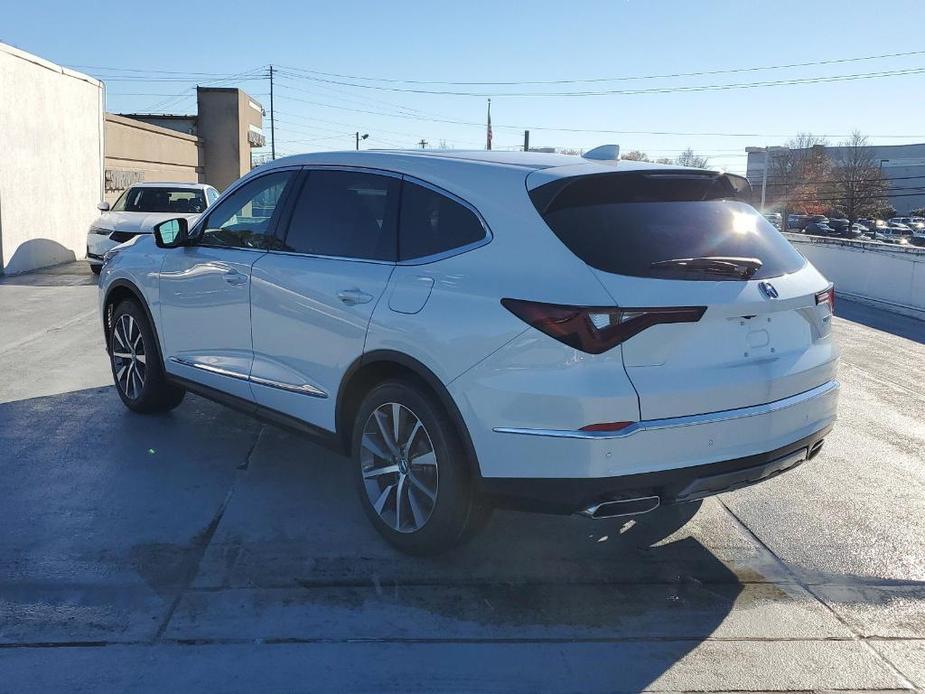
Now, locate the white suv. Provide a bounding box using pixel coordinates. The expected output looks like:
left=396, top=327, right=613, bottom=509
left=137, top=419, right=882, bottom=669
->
left=98, top=150, right=839, bottom=555
left=87, top=182, right=219, bottom=274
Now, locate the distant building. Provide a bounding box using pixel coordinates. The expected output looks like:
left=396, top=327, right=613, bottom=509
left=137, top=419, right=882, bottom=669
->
left=108, top=86, right=266, bottom=201
left=745, top=142, right=925, bottom=214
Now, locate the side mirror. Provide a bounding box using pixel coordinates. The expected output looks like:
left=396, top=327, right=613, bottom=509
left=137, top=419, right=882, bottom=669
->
left=153, top=218, right=190, bottom=248
left=97, top=201, right=111, bottom=211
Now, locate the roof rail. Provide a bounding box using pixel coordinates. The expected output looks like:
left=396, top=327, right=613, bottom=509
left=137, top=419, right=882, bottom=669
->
left=582, top=144, right=621, bottom=161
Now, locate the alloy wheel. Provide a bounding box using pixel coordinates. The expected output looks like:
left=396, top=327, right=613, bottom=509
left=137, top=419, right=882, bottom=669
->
left=360, top=402, right=439, bottom=533
left=112, top=314, right=146, bottom=400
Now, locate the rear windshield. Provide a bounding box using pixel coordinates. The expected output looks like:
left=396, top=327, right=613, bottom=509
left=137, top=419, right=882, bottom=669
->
left=530, top=172, right=806, bottom=280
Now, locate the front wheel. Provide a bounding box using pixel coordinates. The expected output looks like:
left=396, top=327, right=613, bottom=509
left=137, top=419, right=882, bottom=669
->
left=109, top=300, right=185, bottom=413
left=352, top=380, right=490, bottom=555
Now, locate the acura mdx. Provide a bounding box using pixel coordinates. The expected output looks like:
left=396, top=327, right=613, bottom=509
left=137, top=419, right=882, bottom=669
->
left=98, top=149, right=839, bottom=554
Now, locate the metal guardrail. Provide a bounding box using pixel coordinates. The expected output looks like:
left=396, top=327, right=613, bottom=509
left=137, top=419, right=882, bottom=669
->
left=783, top=231, right=925, bottom=256
left=784, top=231, right=925, bottom=320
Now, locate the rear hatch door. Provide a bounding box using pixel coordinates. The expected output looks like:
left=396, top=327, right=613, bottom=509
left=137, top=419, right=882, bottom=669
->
left=529, top=169, right=838, bottom=420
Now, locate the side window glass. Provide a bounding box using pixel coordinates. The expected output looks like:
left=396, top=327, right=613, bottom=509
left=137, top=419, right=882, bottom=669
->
left=199, top=172, right=293, bottom=249
left=281, top=170, right=399, bottom=261
left=399, top=182, right=485, bottom=261
left=111, top=189, right=130, bottom=212
left=206, top=188, right=219, bottom=205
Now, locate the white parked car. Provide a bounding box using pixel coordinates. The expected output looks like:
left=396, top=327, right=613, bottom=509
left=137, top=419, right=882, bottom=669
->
left=87, top=182, right=219, bottom=273
left=97, top=150, right=839, bottom=555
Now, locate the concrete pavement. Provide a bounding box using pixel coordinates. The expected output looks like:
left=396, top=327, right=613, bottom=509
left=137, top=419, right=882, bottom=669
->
left=0, top=262, right=923, bottom=692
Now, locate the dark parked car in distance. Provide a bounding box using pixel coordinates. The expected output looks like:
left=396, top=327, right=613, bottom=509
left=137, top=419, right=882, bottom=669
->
left=826, top=218, right=862, bottom=239
left=804, top=220, right=835, bottom=236
left=788, top=213, right=809, bottom=229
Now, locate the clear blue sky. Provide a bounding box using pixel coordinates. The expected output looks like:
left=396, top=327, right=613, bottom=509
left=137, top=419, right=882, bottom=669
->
left=4, top=0, right=925, bottom=173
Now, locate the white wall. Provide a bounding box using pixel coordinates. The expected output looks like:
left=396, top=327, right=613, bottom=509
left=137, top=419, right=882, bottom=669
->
left=788, top=234, right=925, bottom=319
left=0, top=43, right=103, bottom=274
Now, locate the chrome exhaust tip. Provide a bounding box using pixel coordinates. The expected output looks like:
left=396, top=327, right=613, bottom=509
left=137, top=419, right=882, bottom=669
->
left=579, top=495, right=661, bottom=520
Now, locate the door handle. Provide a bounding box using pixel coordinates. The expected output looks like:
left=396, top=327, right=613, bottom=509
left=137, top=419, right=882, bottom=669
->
left=337, top=288, right=373, bottom=306
left=223, top=269, right=248, bottom=286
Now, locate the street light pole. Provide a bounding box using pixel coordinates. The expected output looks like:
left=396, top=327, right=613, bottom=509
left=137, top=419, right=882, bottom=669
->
left=746, top=145, right=789, bottom=214
left=760, top=151, right=770, bottom=212
left=355, top=132, right=368, bottom=150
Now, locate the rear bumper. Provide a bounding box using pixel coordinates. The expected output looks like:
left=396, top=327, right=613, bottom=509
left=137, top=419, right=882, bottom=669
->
left=480, top=425, right=831, bottom=514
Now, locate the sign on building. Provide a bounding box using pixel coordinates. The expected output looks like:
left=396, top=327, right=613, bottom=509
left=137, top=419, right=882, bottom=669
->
left=105, top=169, right=144, bottom=192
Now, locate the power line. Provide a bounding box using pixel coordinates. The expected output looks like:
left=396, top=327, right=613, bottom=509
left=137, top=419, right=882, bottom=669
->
left=272, top=90, right=925, bottom=141
left=135, top=67, right=267, bottom=114
left=753, top=173, right=925, bottom=185
left=277, top=49, right=925, bottom=86
left=67, top=63, right=264, bottom=77
left=275, top=65, right=925, bottom=97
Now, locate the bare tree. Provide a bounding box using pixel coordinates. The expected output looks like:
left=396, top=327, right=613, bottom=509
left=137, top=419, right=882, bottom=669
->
left=828, top=131, right=889, bottom=223
left=675, top=148, right=710, bottom=168
left=655, top=157, right=674, bottom=164
left=621, top=150, right=651, bottom=162
left=765, top=133, right=831, bottom=228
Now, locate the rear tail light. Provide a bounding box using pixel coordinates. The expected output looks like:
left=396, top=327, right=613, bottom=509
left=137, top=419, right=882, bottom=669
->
left=815, top=284, right=835, bottom=313
left=501, top=299, right=706, bottom=354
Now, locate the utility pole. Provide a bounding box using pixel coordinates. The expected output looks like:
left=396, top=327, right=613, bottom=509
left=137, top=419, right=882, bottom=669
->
left=355, top=132, right=368, bottom=150
left=418, top=139, right=428, bottom=149
left=523, top=130, right=530, bottom=152
left=269, top=65, right=276, bottom=160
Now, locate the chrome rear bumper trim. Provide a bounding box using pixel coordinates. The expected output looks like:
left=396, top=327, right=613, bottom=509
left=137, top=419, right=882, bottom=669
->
left=493, top=379, right=839, bottom=440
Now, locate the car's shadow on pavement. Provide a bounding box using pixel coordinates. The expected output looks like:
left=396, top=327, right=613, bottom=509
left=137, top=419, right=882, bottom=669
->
left=3, top=385, right=917, bottom=691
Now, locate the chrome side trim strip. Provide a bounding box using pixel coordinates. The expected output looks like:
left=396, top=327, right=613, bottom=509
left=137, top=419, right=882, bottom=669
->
left=169, top=357, right=250, bottom=382
left=249, top=374, right=327, bottom=398
left=168, top=357, right=327, bottom=399
left=493, top=380, right=840, bottom=440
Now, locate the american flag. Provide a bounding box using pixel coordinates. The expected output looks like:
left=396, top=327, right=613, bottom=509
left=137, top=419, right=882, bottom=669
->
left=486, top=98, right=492, bottom=151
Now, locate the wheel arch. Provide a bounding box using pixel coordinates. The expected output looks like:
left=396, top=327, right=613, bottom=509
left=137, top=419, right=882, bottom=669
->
left=102, top=279, right=163, bottom=359
left=336, top=350, right=482, bottom=479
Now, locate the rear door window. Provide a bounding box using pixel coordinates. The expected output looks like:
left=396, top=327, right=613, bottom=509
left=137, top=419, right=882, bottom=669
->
left=398, top=182, right=486, bottom=261
left=280, top=170, right=399, bottom=261
left=530, top=172, right=806, bottom=280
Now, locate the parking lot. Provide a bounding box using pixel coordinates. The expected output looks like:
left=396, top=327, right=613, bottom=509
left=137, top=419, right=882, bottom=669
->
left=1, top=261, right=923, bottom=692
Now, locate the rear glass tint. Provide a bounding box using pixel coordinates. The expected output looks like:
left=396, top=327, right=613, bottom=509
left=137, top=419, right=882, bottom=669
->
left=530, top=172, right=805, bottom=280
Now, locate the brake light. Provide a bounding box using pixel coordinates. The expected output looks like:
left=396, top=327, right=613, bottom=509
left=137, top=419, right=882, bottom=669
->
left=501, top=299, right=706, bottom=354
left=815, top=284, right=835, bottom=313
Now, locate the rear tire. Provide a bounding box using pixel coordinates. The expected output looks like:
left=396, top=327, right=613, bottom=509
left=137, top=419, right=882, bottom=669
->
left=351, top=379, right=490, bottom=556
left=109, top=300, right=185, bottom=414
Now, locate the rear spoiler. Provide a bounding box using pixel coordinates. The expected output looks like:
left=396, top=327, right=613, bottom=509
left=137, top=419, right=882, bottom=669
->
left=529, top=170, right=756, bottom=215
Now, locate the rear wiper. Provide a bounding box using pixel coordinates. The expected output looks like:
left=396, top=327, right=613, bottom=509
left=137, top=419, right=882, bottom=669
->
left=649, top=256, right=763, bottom=279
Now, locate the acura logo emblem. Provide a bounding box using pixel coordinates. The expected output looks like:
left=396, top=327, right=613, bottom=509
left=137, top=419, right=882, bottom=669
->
left=758, top=281, right=779, bottom=299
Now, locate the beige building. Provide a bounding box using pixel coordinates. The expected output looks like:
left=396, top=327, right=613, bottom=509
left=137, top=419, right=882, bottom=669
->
left=1, top=41, right=266, bottom=274
left=0, top=43, right=104, bottom=274
left=105, top=87, right=266, bottom=204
